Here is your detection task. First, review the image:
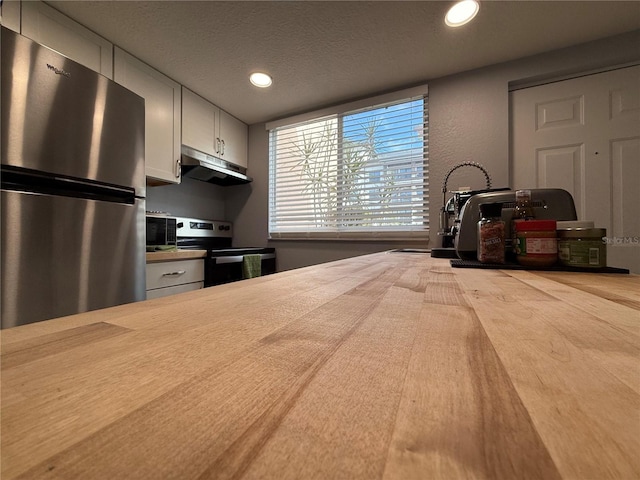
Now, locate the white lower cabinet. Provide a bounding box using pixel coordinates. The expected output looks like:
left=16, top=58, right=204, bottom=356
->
left=146, top=259, right=204, bottom=299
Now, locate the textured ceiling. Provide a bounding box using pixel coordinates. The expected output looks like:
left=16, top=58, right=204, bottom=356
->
left=47, top=1, right=640, bottom=125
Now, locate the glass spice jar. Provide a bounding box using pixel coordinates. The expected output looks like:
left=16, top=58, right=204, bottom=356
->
left=514, top=219, right=558, bottom=267
left=557, top=227, right=607, bottom=268
left=477, top=202, right=505, bottom=264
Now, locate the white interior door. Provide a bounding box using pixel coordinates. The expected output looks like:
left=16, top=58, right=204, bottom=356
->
left=511, top=65, right=640, bottom=273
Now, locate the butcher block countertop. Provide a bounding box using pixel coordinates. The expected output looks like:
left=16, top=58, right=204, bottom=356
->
left=1, top=252, right=639, bottom=479
left=145, top=249, right=207, bottom=263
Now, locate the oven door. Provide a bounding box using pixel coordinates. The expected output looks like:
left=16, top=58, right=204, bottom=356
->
left=205, top=253, right=276, bottom=286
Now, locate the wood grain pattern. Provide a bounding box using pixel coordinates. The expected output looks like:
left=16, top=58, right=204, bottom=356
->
left=1, top=252, right=639, bottom=479
left=456, top=268, right=640, bottom=479
left=146, top=249, right=207, bottom=263
left=0, top=322, right=131, bottom=370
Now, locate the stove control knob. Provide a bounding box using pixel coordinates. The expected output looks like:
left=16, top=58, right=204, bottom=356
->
left=218, top=225, right=224, bottom=230
left=224, top=226, right=230, bottom=231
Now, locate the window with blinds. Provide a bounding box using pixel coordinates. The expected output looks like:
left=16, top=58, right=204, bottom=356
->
left=268, top=91, right=428, bottom=240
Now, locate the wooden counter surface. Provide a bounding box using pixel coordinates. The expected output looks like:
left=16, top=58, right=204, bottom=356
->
left=145, top=249, right=207, bottom=263
left=1, top=252, right=639, bottom=479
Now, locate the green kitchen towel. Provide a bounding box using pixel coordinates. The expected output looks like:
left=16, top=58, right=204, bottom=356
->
left=242, top=254, right=262, bottom=279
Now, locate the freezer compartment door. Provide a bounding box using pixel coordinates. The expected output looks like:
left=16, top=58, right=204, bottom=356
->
left=1, top=27, right=145, bottom=195
left=1, top=190, right=146, bottom=328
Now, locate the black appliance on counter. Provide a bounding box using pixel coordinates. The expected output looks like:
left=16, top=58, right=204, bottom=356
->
left=175, top=217, right=276, bottom=286
left=146, top=213, right=177, bottom=249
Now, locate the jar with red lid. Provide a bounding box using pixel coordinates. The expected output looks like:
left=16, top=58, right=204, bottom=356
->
left=514, top=219, right=558, bottom=267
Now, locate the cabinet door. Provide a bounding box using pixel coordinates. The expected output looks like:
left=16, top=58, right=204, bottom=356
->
left=0, top=0, right=21, bottom=33
left=114, top=47, right=181, bottom=184
left=219, top=109, right=248, bottom=168
left=182, top=87, right=217, bottom=156
left=146, top=281, right=203, bottom=300
left=146, top=259, right=204, bottom=290
left=21, top=1, right=113, bottom=78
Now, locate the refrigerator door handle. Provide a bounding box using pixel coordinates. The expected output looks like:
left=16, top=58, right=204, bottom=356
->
left=1, top=165, right=136, bottom=204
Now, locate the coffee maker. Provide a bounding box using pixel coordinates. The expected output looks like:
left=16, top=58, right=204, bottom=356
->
left=432, top=162, right=508, bottom=258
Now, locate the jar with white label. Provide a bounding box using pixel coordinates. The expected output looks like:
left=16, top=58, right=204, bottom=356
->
left=557, top=227, right=607, bottom=268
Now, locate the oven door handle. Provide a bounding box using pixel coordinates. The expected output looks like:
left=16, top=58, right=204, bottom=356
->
left=214, top=253, right=276, bottom=264
left=215, top=256, right=244, bottom=264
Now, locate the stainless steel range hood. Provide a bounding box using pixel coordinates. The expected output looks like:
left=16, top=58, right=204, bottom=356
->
left=181, top=146, right=252, bottom=186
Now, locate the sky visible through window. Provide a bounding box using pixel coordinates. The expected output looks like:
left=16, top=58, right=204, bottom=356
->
left=342, top=99, right=424, bottom=154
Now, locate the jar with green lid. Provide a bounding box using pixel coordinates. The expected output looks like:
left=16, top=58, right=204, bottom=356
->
left=514, top=219, right=558, bottom=267
left=557, top=228, right=607, bottom=268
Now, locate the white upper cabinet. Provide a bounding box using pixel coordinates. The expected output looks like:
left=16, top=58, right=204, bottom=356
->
left=218, top=109, right=248, bottom=169
left=21, top=1, right=113, bottom=78
left=114, top=47, right=182, bottom=184
left=182, top=87, right=217, bottom=157
left=182, top=87, right=248, bottom=169
left=0, top=0, right=21, bottom=32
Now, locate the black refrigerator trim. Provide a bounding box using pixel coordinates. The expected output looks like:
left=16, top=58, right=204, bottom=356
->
left=1, top=165, right=137, bottom=204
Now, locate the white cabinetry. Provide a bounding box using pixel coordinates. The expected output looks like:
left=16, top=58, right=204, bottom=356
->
left=182, top=87, right=248, bottom=169
left=146, top=259, right=204, bottom=299
left=114, top=48, right=182, bottom=184
left=0, top=0, right=21, bottom=33
left=218, top=109, right=248, bottom=169
left=182, top=87, right=216, bottom=156
left=21, top=1, right=113, bottom=78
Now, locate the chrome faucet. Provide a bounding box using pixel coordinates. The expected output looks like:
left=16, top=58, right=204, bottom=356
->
left=438, top=162, right=492, bottom=245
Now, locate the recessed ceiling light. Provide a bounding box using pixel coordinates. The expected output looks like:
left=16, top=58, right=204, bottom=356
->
left=445, top=0, right=480, bottom=27
left=250, top=72, right=272, bottom=88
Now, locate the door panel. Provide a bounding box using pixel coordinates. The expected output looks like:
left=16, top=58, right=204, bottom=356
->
left=611, top=84, right=640, bottom=120
left=536, top=96, right=583, bottom=130
left=612, top=138, right=640, bottom=238
left=536, top=144, right=584, bottom=218
left=511, top=65, right=640, bottom=273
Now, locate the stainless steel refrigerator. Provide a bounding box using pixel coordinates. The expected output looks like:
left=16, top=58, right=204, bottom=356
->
left=1, top=26, right=146, bottom=328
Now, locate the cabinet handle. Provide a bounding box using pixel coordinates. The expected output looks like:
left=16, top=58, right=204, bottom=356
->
left=162, top=270, right=186, bottom=276
left=175, top=157, right=181, bottom=178
left=221, top=139, right=225, bottom=156
left=216, top=137, right=221, bottom=154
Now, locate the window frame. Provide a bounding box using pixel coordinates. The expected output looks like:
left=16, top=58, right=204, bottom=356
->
left=266, top=85, right=429, bottom=241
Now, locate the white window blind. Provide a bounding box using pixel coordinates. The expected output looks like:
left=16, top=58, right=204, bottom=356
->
left=268, top=91, right=429, bottom=240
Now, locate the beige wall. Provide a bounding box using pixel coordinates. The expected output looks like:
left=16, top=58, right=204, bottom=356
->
left=231, top=30, right=640, bottom=272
